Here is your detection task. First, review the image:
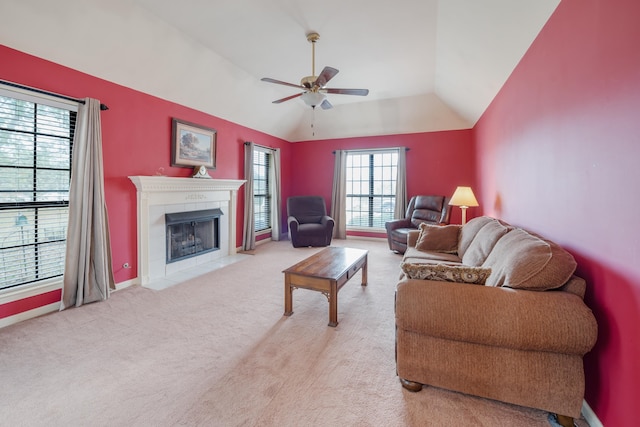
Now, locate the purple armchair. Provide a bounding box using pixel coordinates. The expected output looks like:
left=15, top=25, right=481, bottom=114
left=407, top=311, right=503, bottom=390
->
left=287, top=196, right=335, bottom=248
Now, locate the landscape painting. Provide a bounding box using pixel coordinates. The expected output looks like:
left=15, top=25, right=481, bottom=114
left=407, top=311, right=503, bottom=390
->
left=171, top=118, right=216, bottom=168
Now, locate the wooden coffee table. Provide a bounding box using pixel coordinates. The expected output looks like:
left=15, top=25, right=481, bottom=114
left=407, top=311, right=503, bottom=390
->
left=283, top=247, right=368, bottom=327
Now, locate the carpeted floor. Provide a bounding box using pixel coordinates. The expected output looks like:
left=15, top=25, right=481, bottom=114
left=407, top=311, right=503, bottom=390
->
left=0, top=239, right=588, bottom=426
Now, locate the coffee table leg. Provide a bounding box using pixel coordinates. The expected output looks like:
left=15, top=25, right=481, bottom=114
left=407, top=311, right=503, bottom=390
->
left=328, top=280, right=338, bottom=327
left=362, top=255, right=368, bottom=286
left=284, top=273, right=293, bottom=316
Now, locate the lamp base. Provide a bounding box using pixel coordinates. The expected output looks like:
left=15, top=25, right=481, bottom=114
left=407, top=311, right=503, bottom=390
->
left=460, top=207, right=468, bottom=225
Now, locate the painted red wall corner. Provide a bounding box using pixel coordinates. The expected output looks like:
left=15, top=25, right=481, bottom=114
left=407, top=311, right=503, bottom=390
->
left=474, top=0, right=640, bottom=424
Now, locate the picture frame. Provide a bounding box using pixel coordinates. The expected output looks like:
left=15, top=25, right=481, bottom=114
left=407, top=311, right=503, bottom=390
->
left=171, top=118, right=217, bottom=169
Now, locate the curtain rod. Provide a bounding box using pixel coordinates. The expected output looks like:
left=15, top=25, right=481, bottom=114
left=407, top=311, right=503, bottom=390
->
left=0, top=79, right=109, bottom=110
left=332, top=147, right=409, bottom=154
left=244, top=141, right=277, bottom=152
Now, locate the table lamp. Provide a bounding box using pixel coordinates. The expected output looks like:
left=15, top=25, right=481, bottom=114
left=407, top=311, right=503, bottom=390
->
left=448, top=186, right=479, bottom=225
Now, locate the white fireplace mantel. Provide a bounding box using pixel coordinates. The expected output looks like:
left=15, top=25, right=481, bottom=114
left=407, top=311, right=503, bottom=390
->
left=129, top=176, right=245, bottom=286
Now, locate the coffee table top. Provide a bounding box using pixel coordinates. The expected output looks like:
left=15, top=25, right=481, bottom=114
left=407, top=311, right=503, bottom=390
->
left=283, top=247, right=368, bottom=280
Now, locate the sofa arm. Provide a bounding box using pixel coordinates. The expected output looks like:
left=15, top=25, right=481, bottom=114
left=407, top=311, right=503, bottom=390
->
left=395, top=278, right=598, bottom=355
left=407, top=230, right=420, bottom=248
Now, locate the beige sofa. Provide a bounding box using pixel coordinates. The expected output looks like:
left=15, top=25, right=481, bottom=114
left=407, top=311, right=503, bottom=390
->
left=395, top=216, right=598, bottom=426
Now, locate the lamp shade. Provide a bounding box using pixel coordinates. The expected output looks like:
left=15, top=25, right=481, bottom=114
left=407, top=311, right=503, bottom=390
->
left=448, top=186, right=479, bottom=208
left=300, top=91, right=326, bottom=107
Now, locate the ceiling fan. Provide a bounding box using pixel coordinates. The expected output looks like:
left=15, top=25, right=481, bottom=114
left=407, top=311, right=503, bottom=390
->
left=261, top=32, right=369, bottom=110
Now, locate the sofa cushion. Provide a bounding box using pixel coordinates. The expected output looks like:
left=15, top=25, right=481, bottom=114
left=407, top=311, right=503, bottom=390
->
left=403, top=246, right=462, bottom=264
left=401, top=262, right=491, bottom=285
left=415, top=223, right=460, bottom=253
left=461, top=219, right=511, bottom=266
left=482, top=228, right=577, bottom=291
left=457, top=216, right=494, bottom=258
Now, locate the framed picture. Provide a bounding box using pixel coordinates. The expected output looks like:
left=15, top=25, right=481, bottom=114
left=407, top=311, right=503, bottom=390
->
left=171, top=118, right=217, bottom=169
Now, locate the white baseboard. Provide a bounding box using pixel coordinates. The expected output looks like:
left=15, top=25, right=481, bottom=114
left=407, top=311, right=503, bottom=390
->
left=114, top=278, right=137, bottom=291
left=582, top=399, right=603, bottom=427
left=0, top=301, right=60, bottom=328
left=0, top=277, right=138, bottom=329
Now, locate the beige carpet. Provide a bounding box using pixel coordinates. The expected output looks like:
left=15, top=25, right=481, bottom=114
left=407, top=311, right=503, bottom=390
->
left=0, top=239, right=587, bottom=426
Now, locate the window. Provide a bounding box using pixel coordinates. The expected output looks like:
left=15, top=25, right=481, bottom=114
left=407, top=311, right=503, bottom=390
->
left=253, top=147, right=271, bottom=232
left=346, top=149, right=398, bottom=229
left=0, top=90, right=76, bottom=291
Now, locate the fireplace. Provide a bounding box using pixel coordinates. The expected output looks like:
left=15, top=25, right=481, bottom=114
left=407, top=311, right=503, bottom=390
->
left=166, top=208, right=222, bottom=263
left=128, top=176, right=245, bottom=287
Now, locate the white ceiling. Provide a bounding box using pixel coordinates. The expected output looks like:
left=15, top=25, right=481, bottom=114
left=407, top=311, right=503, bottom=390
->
left=1, top=0, right=560, bottom=142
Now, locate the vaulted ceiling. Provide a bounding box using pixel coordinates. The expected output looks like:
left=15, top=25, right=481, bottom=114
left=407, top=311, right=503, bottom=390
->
left=2, top=0, right=560, bottom=142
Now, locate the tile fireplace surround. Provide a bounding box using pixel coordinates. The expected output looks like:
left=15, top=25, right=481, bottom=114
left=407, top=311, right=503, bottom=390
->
left=129, top=176, right=245, bottom=290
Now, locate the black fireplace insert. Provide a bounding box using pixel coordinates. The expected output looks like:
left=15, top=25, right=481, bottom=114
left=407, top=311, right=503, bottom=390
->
left=165, top=208, right=222, bottom=263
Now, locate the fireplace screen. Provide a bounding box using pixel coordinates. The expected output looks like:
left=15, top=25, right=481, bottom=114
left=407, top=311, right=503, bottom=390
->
left=165, top=209, right=222, bottom=263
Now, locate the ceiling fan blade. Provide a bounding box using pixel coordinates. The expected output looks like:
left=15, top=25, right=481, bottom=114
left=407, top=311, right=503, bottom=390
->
left=261, top=77, right=305, bottom=90
left=320, top=99, right=333, bottom=110
left=324, top=88, right=369, bottom=96
left=272, top=93, right=303, bottom=104
left=314, top=66, right=339, bottom=88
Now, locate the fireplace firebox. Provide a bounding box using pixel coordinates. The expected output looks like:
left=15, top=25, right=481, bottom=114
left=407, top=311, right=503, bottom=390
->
left=165, top=209, right=223, bottom=263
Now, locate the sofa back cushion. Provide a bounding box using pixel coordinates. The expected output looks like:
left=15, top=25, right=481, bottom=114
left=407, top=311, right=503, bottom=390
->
left=482, top=228, right=577, bottom=291
left=457, top=216, right=494, bottom=258
left=415, top=223, right=460, bottom=253
left=461, top=219, right=511, bottom=266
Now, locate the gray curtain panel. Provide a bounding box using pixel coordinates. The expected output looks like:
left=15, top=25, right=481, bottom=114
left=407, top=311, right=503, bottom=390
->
left=242, top=142, right=256, bottom=251
left=394, top=147, right=408, bottom=219
left=330, top=150, right=347, bottom=239
left=270, top=148, right=282, bottom=241
left=61, top=98, right=115, bottom=309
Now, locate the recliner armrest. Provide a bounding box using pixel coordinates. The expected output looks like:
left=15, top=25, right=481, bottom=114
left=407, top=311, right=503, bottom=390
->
left=320, top=216, right=335, bottom=226
left=287, top=216, right=300, bottom=232
left=385, top=218, right=412, bottom=232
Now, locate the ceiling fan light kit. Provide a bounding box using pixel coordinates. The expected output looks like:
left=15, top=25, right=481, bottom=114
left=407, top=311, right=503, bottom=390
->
left=261, top=32, right=369, bottom=110
left=300, top=91, right=326, bottom=108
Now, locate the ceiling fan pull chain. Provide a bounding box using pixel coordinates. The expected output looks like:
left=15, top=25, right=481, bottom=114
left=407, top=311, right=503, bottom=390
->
left=311, top=107, right=316, bottom=136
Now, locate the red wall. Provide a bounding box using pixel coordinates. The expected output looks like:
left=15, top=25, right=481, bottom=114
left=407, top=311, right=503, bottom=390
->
left=291, top=129, right=477, bottom=237
left=474, top=0, right=640, bottom=424
left=0, top=44, right=292, bottom=286
left=1, top=44, right=474, bottom=320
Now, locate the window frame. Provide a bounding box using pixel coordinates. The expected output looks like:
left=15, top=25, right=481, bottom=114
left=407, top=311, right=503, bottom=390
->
left=345, top=148, right=399, bottom=231
left=252, top=146, right=272, bottom=234
left=0, top=84, right=78, bottom=292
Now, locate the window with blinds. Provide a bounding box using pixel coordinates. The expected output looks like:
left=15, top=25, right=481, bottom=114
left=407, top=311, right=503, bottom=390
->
left=0, top=92, right=76, bottom=290
left=345, top=150, right=398, bottom=229
left=253, top=148, right=271, bottom=232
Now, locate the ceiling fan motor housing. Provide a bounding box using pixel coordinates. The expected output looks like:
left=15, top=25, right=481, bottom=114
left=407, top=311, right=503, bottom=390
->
left=300, top=75, right=317, bottom=88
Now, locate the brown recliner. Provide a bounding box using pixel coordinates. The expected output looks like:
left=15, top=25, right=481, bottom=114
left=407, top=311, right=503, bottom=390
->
left=385, top=195, right=451, bottom=254
left=287, top=196, right=334, bottom=248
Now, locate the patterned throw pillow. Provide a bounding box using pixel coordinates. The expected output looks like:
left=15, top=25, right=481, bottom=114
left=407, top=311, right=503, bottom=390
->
left=401, top=262, right=491, bottom=285
left=415, top=223, right=460, bottom=253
